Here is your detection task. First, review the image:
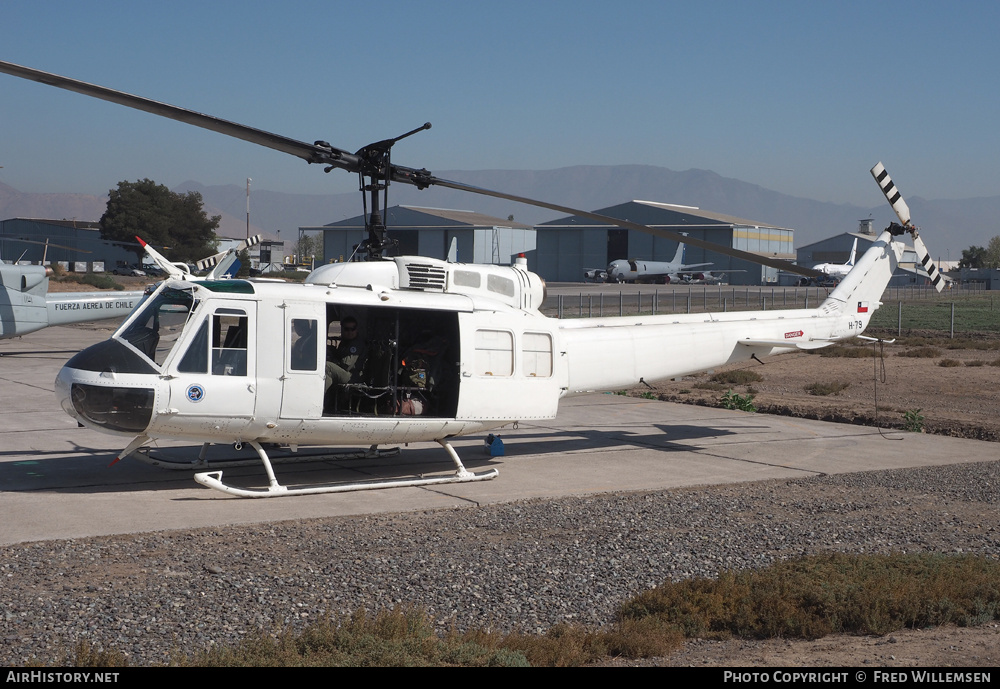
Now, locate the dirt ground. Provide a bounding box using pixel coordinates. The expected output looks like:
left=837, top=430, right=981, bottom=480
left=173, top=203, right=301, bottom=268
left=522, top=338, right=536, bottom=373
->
left=624, top=332, right=1000, bottom=667
left=629, top=332, right=1000, bottom=442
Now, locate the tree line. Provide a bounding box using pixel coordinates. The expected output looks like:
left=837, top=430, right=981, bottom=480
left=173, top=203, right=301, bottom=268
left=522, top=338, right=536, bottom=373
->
left=959, top=236, right=1000, bottom=270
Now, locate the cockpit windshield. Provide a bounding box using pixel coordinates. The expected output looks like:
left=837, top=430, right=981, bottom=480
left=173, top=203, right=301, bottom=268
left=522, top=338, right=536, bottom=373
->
left=116, top=287, right=197, bottom=367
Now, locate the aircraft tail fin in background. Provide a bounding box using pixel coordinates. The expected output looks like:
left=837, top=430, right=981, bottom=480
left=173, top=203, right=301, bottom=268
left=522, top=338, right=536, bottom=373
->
left=669, top=232, right=688, bottom=265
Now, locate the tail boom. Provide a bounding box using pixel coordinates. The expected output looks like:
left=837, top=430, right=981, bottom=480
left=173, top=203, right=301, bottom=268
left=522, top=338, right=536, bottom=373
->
left=558, top=230, right=902, bottom=394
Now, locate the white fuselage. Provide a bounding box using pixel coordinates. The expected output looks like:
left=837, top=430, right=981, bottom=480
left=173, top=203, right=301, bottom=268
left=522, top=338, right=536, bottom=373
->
left=54, top=232, right=901, bottom=450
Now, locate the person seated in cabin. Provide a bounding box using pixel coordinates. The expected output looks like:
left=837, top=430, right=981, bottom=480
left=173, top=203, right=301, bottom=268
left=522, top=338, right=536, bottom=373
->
left=325, top=316, right=366, bottom=393
left=290, top=319, right=317, bottom=371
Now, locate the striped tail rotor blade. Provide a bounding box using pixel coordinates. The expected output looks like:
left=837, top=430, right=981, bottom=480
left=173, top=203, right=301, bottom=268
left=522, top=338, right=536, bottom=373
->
left=912, top=233, right=945, bottom=292
left=871, top=162, right=912, bottom=226
left=240, top=234, right=262, bottom=251
left=196, top=252, right=224, bottom=271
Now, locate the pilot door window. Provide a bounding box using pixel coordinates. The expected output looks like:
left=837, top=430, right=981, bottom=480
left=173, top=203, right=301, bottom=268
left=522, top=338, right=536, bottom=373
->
left=211, top=312, right=248, bottom=376
left=175, top=311, right=248, bottom=375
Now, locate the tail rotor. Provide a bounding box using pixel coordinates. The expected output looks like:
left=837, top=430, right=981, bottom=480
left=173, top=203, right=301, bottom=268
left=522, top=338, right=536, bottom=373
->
left=870, top=162, right=945, bottom=292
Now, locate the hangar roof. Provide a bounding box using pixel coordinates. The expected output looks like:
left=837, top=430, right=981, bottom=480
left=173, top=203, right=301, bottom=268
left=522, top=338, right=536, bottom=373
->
left=321, top=205, right=532, bottom=230
left=539, top=200, right=790, bottom=230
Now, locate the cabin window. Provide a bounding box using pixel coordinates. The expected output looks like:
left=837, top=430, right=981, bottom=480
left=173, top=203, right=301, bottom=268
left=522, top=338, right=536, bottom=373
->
left=474, top=329, right=513, bottom=377
left=117, top=287, right=196, bottom=366
left=522, top=332, right=553, bottom=377
left=486, top=274, right=515, bottom=297
left=212, top=310, right=247, bottom=376
left=177, top=320, right=209, bottom=373
left=453, top=270, right=481, bottom=288
left=289, top=318, right=318, bottom=371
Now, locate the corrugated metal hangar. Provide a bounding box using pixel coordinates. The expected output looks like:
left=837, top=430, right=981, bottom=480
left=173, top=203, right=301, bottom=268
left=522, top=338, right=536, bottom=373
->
left=312, top=206, right=535, bottom=266
left=535, top=200, right=795, bottom=284
left=306, top=200, right=794, bottom=285
left=0, top=218, right=136, bottom=270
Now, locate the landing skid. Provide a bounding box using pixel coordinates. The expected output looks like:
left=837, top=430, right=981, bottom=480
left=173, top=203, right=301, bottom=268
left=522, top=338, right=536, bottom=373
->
left=193, top=439, right=499, bottom=498
left=127, top=442, right=400, bottom=471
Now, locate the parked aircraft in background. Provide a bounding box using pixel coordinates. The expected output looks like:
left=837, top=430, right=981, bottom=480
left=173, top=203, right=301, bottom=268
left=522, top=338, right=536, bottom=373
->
left=585, top=239, right=714, bottom=284
left=812, top=238, right=858, bottom=281
left=0, top=262, right=143, bottom=339
left=606, top=240, right=713, bottom=284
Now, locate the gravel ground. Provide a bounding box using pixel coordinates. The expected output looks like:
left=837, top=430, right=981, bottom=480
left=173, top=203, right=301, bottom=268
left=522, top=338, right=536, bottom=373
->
left=2, top=460, right=998, bottom=666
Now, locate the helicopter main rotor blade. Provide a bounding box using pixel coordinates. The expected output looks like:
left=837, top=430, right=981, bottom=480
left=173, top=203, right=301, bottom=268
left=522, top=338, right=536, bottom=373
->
left=0, top=60, right=821, bottom=278
left=0, top=60, right=360, bottom=172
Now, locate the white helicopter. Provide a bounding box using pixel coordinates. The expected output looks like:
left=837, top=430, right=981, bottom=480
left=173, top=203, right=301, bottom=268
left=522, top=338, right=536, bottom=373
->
left=0, top=60, right=940, bottom=498
left=1, top=238, right=143, bottom=339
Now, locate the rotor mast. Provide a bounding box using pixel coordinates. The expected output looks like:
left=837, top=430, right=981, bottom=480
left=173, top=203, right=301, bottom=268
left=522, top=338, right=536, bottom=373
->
left=348, top=122, right=431, bottom=259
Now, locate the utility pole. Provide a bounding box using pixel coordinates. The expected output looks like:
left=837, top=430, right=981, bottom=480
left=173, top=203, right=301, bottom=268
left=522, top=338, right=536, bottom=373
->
left=246, top=178, right=252, bottom=240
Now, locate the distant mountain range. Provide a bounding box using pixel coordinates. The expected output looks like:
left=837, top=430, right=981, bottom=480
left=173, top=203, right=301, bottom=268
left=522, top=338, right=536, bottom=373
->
left=4, top=165, right=998, bottom=256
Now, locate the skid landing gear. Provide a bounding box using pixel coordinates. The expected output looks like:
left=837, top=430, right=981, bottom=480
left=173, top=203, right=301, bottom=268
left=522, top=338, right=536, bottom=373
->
left=120, top=440, right=401, bottom=471
left=193, top=439, right=498, bottom=498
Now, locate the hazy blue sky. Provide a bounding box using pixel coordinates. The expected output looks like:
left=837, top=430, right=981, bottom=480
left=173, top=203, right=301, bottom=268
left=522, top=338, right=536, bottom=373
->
left=2, top=0, right=997, bottom=208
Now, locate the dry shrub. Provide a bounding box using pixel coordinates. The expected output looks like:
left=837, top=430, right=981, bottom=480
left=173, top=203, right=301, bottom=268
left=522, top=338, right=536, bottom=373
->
left=946, top=340, right=1000, bottom=350
left=694, top=381, right=728, bottom=391
left=938, top=359, right=962, bottom=367
left=710, top=369, right=762, bottom=386
left=465, top=618, right=682, bottom=666
left=188, top=606, right=527, bottom=667
left=966, top=360, right=986, bottom=367
left=63, top=640, right=129, bottom=667
left=804, top=381, right=850, bottom=396
left=617, top=553, right=1000, bottom=641
left=900, top=347, right=941, bottom=358
left=818, top=346, right=871, bottom=358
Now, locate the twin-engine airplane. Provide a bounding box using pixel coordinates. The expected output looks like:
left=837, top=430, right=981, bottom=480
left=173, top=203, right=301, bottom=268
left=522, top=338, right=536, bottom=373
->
left=0, top=60, right=939, bottom=497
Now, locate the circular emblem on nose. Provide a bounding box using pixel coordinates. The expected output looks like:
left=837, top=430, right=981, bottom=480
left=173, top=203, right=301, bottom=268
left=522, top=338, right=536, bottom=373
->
left=186, top=384, right=205, bottom=402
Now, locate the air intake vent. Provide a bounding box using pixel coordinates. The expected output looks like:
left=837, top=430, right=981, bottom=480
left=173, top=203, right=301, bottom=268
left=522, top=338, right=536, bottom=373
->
left=403, top=262, right=447, bottom=291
